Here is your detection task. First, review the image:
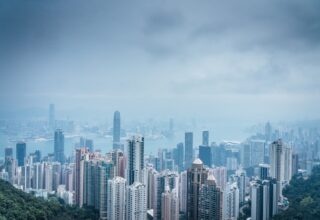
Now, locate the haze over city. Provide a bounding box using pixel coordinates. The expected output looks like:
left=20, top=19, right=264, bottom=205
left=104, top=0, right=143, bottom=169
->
left=1, top=0, right=320, bottom=125
left=1, top=1, right=320, bottom=220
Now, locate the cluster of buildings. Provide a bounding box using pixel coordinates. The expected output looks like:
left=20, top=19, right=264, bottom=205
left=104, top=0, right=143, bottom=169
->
left=1, top=110, right=317, bottom=220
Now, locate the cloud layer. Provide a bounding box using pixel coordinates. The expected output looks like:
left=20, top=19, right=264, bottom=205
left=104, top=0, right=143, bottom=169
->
left=0, top=0, right=320, bottom=122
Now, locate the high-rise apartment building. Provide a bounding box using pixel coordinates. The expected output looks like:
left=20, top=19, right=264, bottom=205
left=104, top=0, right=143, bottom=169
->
left=161, top=188, right=179, bottom=220
left=270, top=139, right=292, bottom=184
left=126, top=182, right=147, bottom=220
left=223, top=182, right=239, bottom=220
left=107, top=177, right=126, bottom=220
left=127, top=136, right=144, bottom=185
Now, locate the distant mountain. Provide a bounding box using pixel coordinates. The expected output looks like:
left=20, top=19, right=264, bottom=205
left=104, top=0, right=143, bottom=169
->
left=0, top=180, right=99, bottom=220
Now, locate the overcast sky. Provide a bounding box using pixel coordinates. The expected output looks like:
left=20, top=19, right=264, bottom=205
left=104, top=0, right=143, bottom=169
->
left=1, top=0, right=320, bottom=123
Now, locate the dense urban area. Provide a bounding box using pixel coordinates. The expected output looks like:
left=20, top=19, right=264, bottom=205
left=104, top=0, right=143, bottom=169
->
left=1, top=105, right=320, bottom=220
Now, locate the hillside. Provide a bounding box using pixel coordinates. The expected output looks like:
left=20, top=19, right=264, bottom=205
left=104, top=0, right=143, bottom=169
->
left=273, top=166, right=320, bottom=220
left=0, top=180, right=99, bottom=220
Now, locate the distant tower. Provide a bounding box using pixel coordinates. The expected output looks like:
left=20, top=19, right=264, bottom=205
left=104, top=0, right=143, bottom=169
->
left=113, top=111, right=121, bottom=150
left=5, top=147, right=13, bottom=159
left=199, top=145, right=212, bottom=167
left=49, top=104, right=55, bottom=130
left=54, top=129, right=65, bottom=163
left=127, top=136, right=144, bottom=185
left=173, top=143, right=184, bottom=172
left=202, top=131, right=209, bottom=146
left=85, top=139, right=94, bottom=152
left=187, top=159, right=208, bottom=220
left=107, top=177, right=126, bottom=220
left=265, top=122, right=272, bottom=142
left=184, top=132, right=193, bottom=169
left=292, top=153, right=299, bottom=176
left=16, top=142, right=26, bottom=167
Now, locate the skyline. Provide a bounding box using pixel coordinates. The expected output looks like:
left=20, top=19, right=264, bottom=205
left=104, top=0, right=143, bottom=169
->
left=1, top=0, right=320, bottom=124
left=1, top=1, right=320, bottom=220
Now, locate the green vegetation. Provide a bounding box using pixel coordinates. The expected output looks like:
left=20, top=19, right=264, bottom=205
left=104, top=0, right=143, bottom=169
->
left=0, top=179, right=99, bottom=220
left=273, top=166, right=320, bottom=220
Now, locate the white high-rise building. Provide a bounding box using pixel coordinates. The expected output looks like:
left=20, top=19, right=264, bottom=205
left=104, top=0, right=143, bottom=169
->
left=107, top=177, right=126, bottom=220
left=210, top=166, right=227, bottom=191
left=126, top=182, right=147, bottom=220
left=270, top=139, right=292, bottom=198
left=44, top=163, right=53, bottom=192
left=223, top=182, right=239, bottom=220
left=179, top=171, right=187, bottom=213
left=270, top=139, right=292, bottom=183
left=127, top=136, right=144, bottom=185
left=32, top=162, right=44, bottom=190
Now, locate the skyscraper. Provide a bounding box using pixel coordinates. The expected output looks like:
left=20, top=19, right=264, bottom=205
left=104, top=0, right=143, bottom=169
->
left=54, top=129, right=65, bottom=163
left=292, top=153, right=299, bottom=176
left=153, top=170, right=179, bottom=220
left=198, top=175, right=223, bottom=220
left=187, top=159, right=208, bottom=220
left=250, top=179, right=278, bottom=220
left=111, top=150, right=125, bottom=178
left=5, top=147, right=13, bottom=159
left=49, top=103, right=55, bottom=130
left=185, top=132, right=193, bottom=169
left=173, top=143, right=184, bottom=172
left=202, top=131, right=209, bottom=146
left=75, top=147, right=89, bottom=207
left=235, top=169, right=247, bottom=205
left=259, top=164, right=270, bottom=180
left=127, top=136, right=144, bottom=185
left=16, top=142, right=26, bottom=167
left=179, top=171, right=188, bottom=214
left=265, top=122, right=272, bottom=142
left=161, top=188, right=179, bottom=220
left=107, top=177, right=126, bottom=220
left=113, top=111, right=121, bottom=150
left=126, top=182, right=147, bottom=220
left=98, top=161, right=115, bottom=219
left=223, top=182, right=239, bottom=220
left=270, top=139, right=292, bottom=183
left=199, top=145, right=212, bottom=167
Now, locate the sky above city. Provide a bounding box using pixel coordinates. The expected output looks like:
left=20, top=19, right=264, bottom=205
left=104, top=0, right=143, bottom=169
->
left=1, top=0, right=320, bottom=123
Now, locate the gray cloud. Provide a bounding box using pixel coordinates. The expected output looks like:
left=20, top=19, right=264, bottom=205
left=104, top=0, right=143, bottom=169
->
left=0, top=0, right=320, bottom=122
